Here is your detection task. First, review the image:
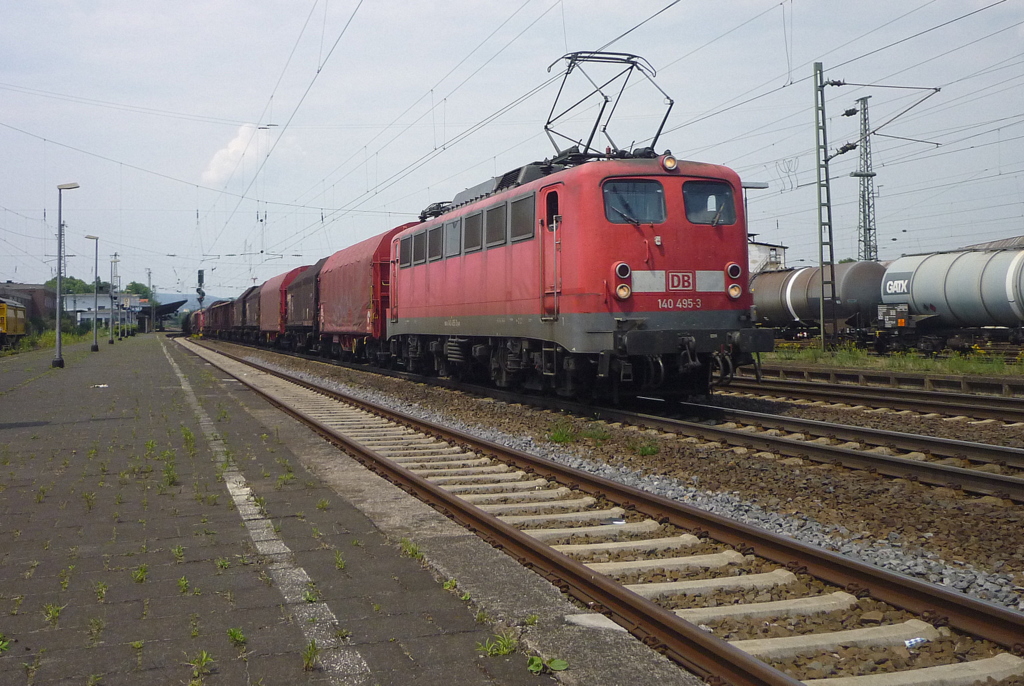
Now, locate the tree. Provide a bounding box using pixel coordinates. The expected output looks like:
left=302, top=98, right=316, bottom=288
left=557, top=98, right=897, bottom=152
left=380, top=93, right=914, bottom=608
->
left=125, top=281, right=159, bottom=305
left=44, top=275, right=94, bottom=294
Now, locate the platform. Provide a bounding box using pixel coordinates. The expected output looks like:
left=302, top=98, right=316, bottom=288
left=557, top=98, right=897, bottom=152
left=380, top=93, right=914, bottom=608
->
left=0, top=335, right=700, bottom=685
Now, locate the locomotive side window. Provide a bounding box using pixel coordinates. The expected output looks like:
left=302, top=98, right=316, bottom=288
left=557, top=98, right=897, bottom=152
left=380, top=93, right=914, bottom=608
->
left=683, top=181, right=736, bottom=225
left=464, top=213, right=483, bottom=253
left=445, top=220, right=461, bottom=258
left=427, top=225, right=443, bottom=261
left=545, top=191, right=559, bottom=228
left=510, top=194, right=535, bottom=241
left=603, top=180, right=666, bottom=225
left=485, top=204, right=507, bottom=247
left=413, top=231, right=427, bottom=265
left=399, top=236, right=413, bottom=268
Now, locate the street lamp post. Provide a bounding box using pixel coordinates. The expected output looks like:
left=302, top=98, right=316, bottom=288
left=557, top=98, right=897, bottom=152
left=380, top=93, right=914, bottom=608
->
left=52, top=182, right=80, bottom=369
left=109, top=254, right=118, bottom=344
left=85, top=235, right=99, bottom=351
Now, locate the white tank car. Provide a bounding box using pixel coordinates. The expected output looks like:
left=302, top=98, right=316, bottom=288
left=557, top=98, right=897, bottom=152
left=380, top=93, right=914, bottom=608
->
left=881, top=250, right=1024, bottom=327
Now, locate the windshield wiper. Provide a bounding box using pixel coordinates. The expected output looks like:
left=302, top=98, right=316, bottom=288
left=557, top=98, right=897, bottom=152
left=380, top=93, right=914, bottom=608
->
left=711, top=204, right=726, bottom=227
left=611, top=205, right=640, bottom=227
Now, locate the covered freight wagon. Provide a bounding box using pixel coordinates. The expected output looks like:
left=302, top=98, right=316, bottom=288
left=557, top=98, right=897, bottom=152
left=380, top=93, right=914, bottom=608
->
left=285, top=256, right=329, bottom=352
left=258, top=265, right=309, bottom=346
left=318, top=224, right=414, bottom=360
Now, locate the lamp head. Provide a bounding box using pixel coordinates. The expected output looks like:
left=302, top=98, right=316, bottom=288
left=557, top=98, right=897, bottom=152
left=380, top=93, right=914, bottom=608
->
left=58, top=182, right=80, bottom=190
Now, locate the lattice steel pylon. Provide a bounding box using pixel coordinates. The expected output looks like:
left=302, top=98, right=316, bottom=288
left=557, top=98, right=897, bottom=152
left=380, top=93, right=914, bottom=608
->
left=813, top=63, right=839, bottom=348
left=851, top=96, right=878, bottom=262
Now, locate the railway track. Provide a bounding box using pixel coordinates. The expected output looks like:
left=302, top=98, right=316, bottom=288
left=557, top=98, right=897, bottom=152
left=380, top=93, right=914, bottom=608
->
left=199, top=338, right=1024, bottom=503
left=180, top=338, right=1024, bottom=686
left=726, top=377, right=1024, bottom=423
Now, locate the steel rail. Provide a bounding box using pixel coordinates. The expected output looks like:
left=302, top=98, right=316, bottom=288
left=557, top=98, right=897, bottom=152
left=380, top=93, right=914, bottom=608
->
left=671, top=401, right=1024, bottom=470
left=594, top=404, right=1024, bottom=503
left=196, top=344, right=801, bottom=686
left=729, top=378, right=1024, bottom=422
left=196, top=342, right=1024, bottom=656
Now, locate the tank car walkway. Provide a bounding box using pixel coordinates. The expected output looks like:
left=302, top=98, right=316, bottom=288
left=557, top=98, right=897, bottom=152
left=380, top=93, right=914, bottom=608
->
left=0, top=335, right=699, bottom=686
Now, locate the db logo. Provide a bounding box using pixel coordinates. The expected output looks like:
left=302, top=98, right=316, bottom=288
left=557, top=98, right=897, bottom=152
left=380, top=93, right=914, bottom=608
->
left=668, top=271, right=694, bottom=291
left=885, top=279, right=909, bottom=294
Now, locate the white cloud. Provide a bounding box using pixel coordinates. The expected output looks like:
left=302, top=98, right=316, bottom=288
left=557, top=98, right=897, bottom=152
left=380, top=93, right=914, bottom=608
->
left=202, top=124, right=258, bottom=186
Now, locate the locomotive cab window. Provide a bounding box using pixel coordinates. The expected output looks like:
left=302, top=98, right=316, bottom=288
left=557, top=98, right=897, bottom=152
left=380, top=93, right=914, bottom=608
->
left=603, top=180, right=666, bottom=225
left=464, top=213, right=483, bottom=253
left=399, top=237, right=413, bottom=268
left=445, top=220, right=461, bottom=258
left=427, top=225, right=443, bottom=261
left=412, top=231, right=427, bottom=265
left=510, top=194, right=535, bottom=241
left=683, top=181, right=736, bottom=226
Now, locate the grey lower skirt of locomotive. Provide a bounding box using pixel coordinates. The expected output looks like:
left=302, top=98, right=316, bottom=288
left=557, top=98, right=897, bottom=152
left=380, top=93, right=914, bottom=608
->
left=750, top=250, right=1024, bottom=354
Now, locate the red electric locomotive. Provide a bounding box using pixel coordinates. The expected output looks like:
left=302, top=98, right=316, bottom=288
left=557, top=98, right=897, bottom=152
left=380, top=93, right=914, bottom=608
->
left=386, top=153, right=772, bottom=398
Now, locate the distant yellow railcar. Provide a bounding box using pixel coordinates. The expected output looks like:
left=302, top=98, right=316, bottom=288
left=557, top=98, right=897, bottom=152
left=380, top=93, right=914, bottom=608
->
left=0, top=298, right=27, bottom=347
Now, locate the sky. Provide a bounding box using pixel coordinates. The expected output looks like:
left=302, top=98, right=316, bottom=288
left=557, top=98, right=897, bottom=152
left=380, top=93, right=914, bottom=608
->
left=2, top=0, right=1022, bottom=298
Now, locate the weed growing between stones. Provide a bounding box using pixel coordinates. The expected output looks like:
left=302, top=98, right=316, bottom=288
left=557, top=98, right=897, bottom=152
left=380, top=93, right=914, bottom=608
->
left=131, top=564, right=148, bottom=583
left=87, top=618, right=105, bottom=646
left=399, top=538, right=423, bottom=560
left=42, top=603, right=66, bottom=627
left=186, top=649, right=215, bottom=684
left=527, top=655, right=569, bottom=675
left=226, top=627, right=246, bottom=649
left=301, top=639, right=320, bottom=671
left=476, top=629, right=518, bottom=656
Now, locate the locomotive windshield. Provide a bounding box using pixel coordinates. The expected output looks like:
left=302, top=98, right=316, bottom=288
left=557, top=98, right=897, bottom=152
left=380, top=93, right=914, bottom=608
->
left=603, top=180, right=666, bottom=225
left=683, top=181, right=736, bottom=225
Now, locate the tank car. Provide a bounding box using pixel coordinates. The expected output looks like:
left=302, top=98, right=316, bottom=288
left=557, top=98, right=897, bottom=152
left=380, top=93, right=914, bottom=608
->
left=258, top=266, right=309, bottom=347
left=386, top=154, right=772, bottom=398
left=0, top=297, right=27, bottom=348
left=877, top=249, right=1024, bottom=353
left=750, top=262, right=885, bottom=335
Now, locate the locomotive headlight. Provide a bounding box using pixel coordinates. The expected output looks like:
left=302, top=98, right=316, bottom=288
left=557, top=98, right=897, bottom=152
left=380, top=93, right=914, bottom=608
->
left=727, top=283, right=743, bottom=299
left=726, top=262, right=743, bottom=279
left=661, top=155, right=678, bottom=171
left=615, top=283, right=632, bottom=300
left=614, top=262, right=631, bottom=279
